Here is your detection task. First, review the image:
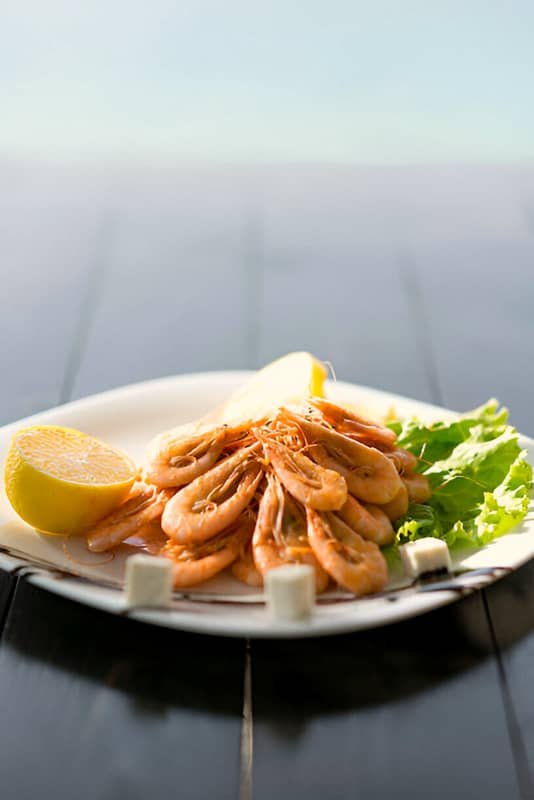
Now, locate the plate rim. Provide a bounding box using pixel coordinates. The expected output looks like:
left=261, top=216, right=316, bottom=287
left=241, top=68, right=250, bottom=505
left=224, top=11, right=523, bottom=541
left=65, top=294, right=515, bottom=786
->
left=1, top=371, right=532, bottom=639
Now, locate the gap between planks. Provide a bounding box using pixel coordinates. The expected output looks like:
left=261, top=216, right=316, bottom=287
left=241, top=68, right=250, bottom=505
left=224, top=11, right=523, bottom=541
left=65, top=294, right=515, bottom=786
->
left=59, top=212, right=117, bottom=404
left=482, top=592, right=534, bottom=800
left=0, top=576, right=20, bottom=642
left=239, top=639, right=253, bottom=800
left=398, top=251, right=444, bottom=407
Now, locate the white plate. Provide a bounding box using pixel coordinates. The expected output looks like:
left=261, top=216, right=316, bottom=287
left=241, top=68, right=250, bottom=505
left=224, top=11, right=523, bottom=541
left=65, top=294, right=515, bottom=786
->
left=0, top=373, right=532, bottom=639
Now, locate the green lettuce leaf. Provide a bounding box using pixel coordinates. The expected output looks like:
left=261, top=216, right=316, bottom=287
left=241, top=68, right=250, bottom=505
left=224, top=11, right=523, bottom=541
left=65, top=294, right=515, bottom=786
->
left=391, top=401, right=532, bottom=549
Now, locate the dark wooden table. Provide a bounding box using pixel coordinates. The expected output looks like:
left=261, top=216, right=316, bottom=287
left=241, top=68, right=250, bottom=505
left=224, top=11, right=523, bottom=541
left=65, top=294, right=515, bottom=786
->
left=1, top=161, right=534, bottom=800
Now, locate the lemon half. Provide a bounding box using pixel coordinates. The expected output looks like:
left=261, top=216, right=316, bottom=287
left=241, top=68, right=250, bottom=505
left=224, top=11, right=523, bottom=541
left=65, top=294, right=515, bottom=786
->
left=218, top=351, right=327, bottom=423
left=4, top=425, right=136, bottom=535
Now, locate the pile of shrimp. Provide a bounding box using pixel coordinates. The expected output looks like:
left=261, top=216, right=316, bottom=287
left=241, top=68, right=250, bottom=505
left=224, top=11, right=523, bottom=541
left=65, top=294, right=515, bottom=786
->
left=85, top=399, right=431, bottom=596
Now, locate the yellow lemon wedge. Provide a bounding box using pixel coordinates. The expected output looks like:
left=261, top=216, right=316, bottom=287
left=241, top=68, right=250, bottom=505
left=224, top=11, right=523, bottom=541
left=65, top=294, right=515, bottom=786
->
left=4, top=425, right=136, bottom=535
left=218, top=351, right=327, bottom=424
left=147, top=352, right=328, bottom=459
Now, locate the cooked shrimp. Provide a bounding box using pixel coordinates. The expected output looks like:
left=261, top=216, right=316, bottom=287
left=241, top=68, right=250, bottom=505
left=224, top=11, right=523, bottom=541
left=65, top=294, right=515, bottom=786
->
left=307, top=508, right=388, bottom=595
left=257, top=433, right=347, bottom=511
left=403, top=472, right=432, bottom=504
left=144, top=425, right=227, bottom=488
left=87, top=482, right=173, bottom=553
left=162, top=513, right=255, bottom=588
left=232, top=539, right=264, bottom=587
left=161, top=444, right=263, bottom=544
left=282, top=410, right=402, bottom=504
left=309, top=398, right=397, bottom=449
left=252, top=474, right=329, bottom=592
left=220, top=421, right=261, bottom=453
left=385, top=448, right=418, bottom=475
left=338, top=495, right=394, bottom=546
left=381, top=482, right=409, bottom=521
left=125, top=520, right=168, bottom=554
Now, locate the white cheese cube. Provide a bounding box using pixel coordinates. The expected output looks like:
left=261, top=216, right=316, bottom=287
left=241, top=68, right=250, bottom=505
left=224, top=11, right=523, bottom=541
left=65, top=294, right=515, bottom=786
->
left=125, top=554, right=173, bottom=608
left=265, top=564, right=315, bottom=620
left=399, top=537, right=452, bottom=579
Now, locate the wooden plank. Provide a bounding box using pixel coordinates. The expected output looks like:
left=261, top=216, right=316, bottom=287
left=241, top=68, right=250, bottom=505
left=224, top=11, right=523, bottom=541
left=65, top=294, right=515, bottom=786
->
left=32, top=171, right=248, bottom=798
left=251, top=170, right=521, bottom=800
left=0, top=164, right=106, bottom=424
left=257, top=241, right=434, bottom=401
left=256, top=164, right=534, bottom=261
left=255, top=163, right=532, bottom=400
left=71, top=171, right=252, bottom=398
left=410, top=238, right=534, bottom=434
left=0, top=163, right=256, bottom=800
left=484, top=562, right=534, bottom=790
left=0, top=164, right=108, bottom=636
left=252, top=595, right=520, bottom=800
left=413, top=227, right=534, bottom=793
left=0, top=581, right=244, bottom=800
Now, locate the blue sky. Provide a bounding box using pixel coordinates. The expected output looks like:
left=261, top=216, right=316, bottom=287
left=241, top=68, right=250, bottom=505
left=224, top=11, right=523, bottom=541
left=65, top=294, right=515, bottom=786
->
left=2, top=1, right=534, bottom=162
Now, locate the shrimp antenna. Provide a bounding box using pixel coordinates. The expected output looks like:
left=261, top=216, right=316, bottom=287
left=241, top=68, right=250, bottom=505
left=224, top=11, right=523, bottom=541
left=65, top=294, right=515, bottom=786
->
left=323, top=360, right=337, bottom=383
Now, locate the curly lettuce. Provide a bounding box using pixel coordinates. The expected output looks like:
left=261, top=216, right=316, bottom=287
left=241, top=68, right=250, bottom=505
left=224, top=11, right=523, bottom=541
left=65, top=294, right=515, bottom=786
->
left=389, top=400, right=532, bottom=548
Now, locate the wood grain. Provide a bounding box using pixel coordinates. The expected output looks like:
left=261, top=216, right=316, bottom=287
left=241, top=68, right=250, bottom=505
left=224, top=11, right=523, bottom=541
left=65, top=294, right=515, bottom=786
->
left=252, top=595, right=520, bottom=800
left=70, top=172, right=253, bottom=398
left=0, top=581, right=244, bottom=800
